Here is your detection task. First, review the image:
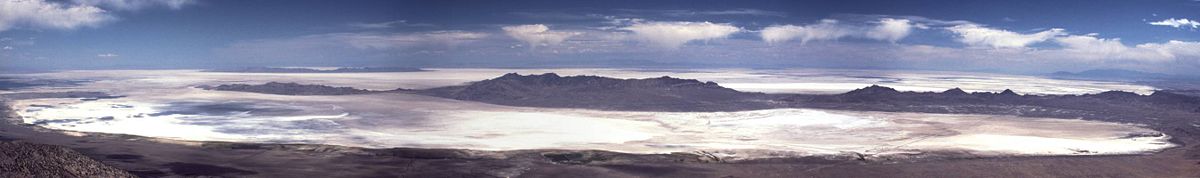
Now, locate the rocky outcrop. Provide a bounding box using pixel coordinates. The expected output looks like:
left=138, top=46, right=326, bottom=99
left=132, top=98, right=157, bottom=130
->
left=0, top=141, right=136, bottom=178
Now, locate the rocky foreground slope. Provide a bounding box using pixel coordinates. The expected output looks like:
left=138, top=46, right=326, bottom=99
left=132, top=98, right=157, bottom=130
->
left=0, top=141, right=135, bottom=178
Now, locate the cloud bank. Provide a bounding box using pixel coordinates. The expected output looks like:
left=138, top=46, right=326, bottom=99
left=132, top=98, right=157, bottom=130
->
left=0, top=0, right=113, bottom=32
left=207, top=12, right=1200, bottom=74
left=762, top=20, right=853, bottom=44
left=762, top=18, right=917, bottom=44
left=0, top=0, right=196, bottom=32
left=501, top=24, right=580, bottom=47
left=1149, top=18, right=1200, bottom=29
left=947, top=24, right=1065, bottom=48
left=621, top=21, right=741, bottom=48
left=73, top=0, right=194, bottom=10
left=865, top=18, right=916, bottom=43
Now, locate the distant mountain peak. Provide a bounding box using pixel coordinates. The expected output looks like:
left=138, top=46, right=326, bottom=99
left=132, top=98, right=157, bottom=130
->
left=999, top=89, right=1019, bottom=96
left=845, top=85, right=900, bottom=95
left=498, top=72, right=557, bottom=77
left=499, top=72, right=522, bottom=78
left=943, top=88, right=969, bottom=95
left=1092, top=90, right=1142, bottom=99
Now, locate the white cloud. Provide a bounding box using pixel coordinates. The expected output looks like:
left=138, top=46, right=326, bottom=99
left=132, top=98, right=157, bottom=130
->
left=880, top=34, right=1200, bottom=71
left=621, top=21, right=741, bottom=48
left=73, top=0, right=194, bottom=10
left=501, top=24, right=580, bottom=47
left=947, top=24, right=1065, bottom=48
left=865, top=18, right=914, bottom=43
left=761, top=19, right=853, bottom=44
left=0, top=0, right=193, bottom=32
left=0, top=0, right=113, bottom=32
left=97, top=53, right=118, bottom=57
left=1049, top=35, right=1163, bottom=61
left=762, top=18, right=916, bottom=44
left=1133, top=40, right=1200, bottom=59
left=1054, top=35, right=1129, bottom=55
left=2, top=46, right=11, bottom=50
left=1148, top=18, right=1200, bottom=29
left=1042, top=35, right=1200, bottom=62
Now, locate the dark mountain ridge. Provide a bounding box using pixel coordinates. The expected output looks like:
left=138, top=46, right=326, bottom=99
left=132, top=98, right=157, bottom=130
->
left=200, top=73, right=1200, bottom=117
left=414, top=73, right=780, bottom=111
left=198, top=82, right=376, bottom=95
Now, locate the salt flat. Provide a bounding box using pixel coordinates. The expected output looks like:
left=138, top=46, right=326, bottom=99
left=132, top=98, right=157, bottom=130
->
left=1, top=69, right=1174, bottom=159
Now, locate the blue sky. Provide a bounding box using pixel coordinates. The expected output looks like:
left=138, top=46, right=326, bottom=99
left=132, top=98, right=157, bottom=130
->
left=1, top=0, right=1199, bottom=75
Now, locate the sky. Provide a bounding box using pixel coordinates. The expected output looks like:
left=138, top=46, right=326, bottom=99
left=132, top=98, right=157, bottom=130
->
left=1, top=0, right=1199, bottom=75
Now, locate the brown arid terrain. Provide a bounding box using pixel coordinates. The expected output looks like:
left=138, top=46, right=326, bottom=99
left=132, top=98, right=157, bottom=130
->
left=3, top=74, right=1200, bottom=177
